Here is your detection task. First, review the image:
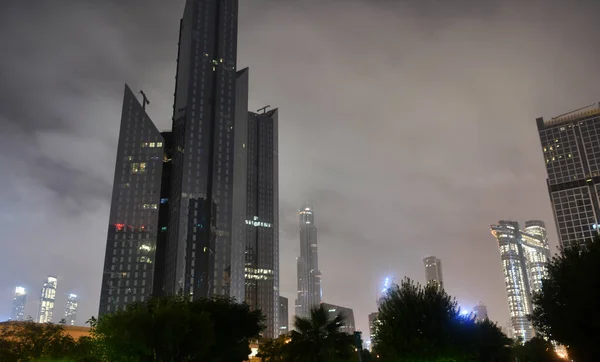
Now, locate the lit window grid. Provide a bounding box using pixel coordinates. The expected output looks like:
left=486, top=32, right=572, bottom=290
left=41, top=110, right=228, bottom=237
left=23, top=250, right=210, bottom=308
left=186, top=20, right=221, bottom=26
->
left=539, top=125, right=584, bottom=185
left=579, top=116, right=600, bottom=175
left=551, top=187, right=597, bottom=247
left=492, top=222, right=550, bottom=341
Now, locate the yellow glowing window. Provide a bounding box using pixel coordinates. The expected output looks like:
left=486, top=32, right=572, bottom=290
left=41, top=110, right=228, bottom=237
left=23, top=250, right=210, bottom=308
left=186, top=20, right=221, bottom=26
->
left=149, top=142, right=156, bottom=148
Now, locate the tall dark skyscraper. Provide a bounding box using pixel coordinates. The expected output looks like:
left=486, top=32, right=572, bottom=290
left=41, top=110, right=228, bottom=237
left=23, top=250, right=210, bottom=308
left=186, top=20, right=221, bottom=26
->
left=244, top=109, right=279, bottom=338
left=10, top=286, right=26, bottom=321
left=295, top=206, right=322, bottom=317
left=164, top=0, right=244, bottom=301
left=278, top=296, right=288, bottom=336
left=99, top=0, right=279, bottom=316
left=98, top=85, right=166, bottom=316
left=536, top=104, right=600, bottom=247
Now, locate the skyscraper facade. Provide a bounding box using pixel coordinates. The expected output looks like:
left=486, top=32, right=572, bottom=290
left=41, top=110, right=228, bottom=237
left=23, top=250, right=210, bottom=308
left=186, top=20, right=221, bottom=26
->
left=295, top=206, right=322, bottom=317
left=164, top=0, right=245, bottom=301
left=244, top=109, right=279, bottom=338
left=368, top=312, right=379, bottom=343
left=322, top=303, right=355, bottom=334
left=536, top=104, right=600, bottom=247
left=278, top=296, right=288, bottom=336
left=423, top=256, right=443, bottom=290
left=490, top=220, right=551, bottom=341
left=65, top=294, right=78, bottom=326
left=38, top=276, right=57, bottom=323
left=473, top=301, right=488, bottom=322
left=98, top=85, right=166, bottom=316
left=10, top=287, right=27, bottom=321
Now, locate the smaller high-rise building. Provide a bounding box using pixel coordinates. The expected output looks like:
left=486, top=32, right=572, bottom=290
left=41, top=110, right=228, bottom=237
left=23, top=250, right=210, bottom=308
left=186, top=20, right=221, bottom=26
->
left=10, top=287, right=27, bottom=321
left=423, top=256, right=443, bottom=290
left=244, top=107, right=279, bottom=339
left=322, top=303, right=355, bottom=334
left=278, top=296, right=288, bottom=336
left=295, top=206, right=322, bottom=318
left=368, top=312, right=379, bottom=342
left=473, top=301, right=488, bottom=322
left=38, top=276, right=57, bottom=323
left=65, top=294, right=78, bottom=326
left=491, top=220, right=551, bottom=342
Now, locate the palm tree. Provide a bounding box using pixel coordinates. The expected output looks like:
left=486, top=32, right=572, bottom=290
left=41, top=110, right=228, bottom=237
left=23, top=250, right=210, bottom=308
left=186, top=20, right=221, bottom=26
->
left=287, top=304, right=354, bottom=362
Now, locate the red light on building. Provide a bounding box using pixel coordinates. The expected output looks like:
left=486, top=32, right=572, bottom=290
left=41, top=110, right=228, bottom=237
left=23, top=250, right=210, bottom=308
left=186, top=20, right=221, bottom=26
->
left=115, top=223, right=125, bottom=231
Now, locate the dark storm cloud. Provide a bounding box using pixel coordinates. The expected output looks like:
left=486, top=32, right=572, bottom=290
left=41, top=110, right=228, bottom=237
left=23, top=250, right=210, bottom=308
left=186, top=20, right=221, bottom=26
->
left=1, top=0, right=600, bottom=335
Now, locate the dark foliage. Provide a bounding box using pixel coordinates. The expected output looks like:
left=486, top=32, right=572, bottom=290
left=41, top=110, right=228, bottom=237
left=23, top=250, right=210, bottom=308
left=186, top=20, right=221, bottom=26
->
left=373, top=278, right=511, bottom=361
left=94, top=295, right=264, bottom=362
left=286, top=304, right=355, bottom=362
left=510, top=337, right=562, bottom=362
left=0, top=320, right=98, bottom=361
left=529, top=238, right=600, bottom=362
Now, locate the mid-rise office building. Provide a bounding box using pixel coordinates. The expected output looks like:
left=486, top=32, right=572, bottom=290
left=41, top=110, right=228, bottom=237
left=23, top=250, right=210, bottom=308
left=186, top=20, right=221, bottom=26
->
left=65, top=294, right=78, bottom=326
left=10, top=287, right=27, bottom=321
left=423, top=256, right=443, bottom=290
left=295, top=206, right=322, bottom=317
left=536, top=104, right=600, bottom=247
left=244, top=108, right=279, bottom=338
left=473, top=301, right=488, bottom=322
left=322, top=303, right=355, bottom=334
left=278, top=296, right=288, bottom=336
left=38, top=276, right=57, bottom=323
left=490, top=220, right=551, bottom=341
left=98, top=85, right=166, bottom=316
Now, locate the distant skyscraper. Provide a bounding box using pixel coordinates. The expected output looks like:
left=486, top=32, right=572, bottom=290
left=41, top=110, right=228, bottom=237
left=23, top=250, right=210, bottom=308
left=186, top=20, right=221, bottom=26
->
left=65, top=294, right=78, bottom=326
left=10, top=287, right=27, bottom=321
left=278, top=296, right=288, bottom=336
left=322, top=303, right=355, bottom=334
left=536, top=104, right=600, bottom=247
left=491, top=220, right=551, bottom=341
left=368, top=312, right=379, bottom=343
left=38, top=276, right=57, bottom=323
left=98, top=85, right=166, bottom=316
left=295, top=206, right=322, bottom=317
left=423, top=256, right=443, bottom=290
left=473, top=301, right=488, bottom=322
left=244, top=108, right=279, bottom=338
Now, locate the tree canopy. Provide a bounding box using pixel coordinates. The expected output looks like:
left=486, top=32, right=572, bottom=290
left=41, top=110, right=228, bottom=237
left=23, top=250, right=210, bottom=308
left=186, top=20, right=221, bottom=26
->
left=373, top=278, right=511, bottom=362
left=285, top=304, right=355, bottom=362
left=530, top=238, right=600, bottom=362
left=0, top=320, right=98, bottom=361
left=94, top=295, right=264, bottom=362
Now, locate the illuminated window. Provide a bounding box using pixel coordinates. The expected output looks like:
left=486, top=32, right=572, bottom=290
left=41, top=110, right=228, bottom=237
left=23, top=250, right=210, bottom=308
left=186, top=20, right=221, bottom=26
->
left=149, top=142, right=156, bottom=147
left=157, top=142, right=163, bottom=147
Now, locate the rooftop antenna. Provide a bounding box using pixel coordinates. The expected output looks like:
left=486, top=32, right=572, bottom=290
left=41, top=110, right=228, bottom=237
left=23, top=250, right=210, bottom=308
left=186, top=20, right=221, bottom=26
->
left=139, top=90, right=150, bottom=110
left=257, top=105, right=271, bottom=114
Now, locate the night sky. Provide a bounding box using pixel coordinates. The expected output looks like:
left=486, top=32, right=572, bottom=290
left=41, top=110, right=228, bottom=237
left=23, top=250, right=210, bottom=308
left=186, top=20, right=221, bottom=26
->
left=2, top=0, right=600, bottom=335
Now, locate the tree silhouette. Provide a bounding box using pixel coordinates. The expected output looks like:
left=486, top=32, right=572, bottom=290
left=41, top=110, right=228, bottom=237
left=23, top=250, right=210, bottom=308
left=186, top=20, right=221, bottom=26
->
left=286, top=304, right=354, bottom=362
left=529, top=238, right=600, bottom=362
left=374, top=278, right=510, bottom=361
left=94, top=295, right=263, bottom=362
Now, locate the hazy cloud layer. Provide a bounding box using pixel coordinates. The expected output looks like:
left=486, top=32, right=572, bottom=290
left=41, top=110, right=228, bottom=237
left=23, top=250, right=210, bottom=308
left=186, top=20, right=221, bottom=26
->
left=2, top=0, right=600, bottom=334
